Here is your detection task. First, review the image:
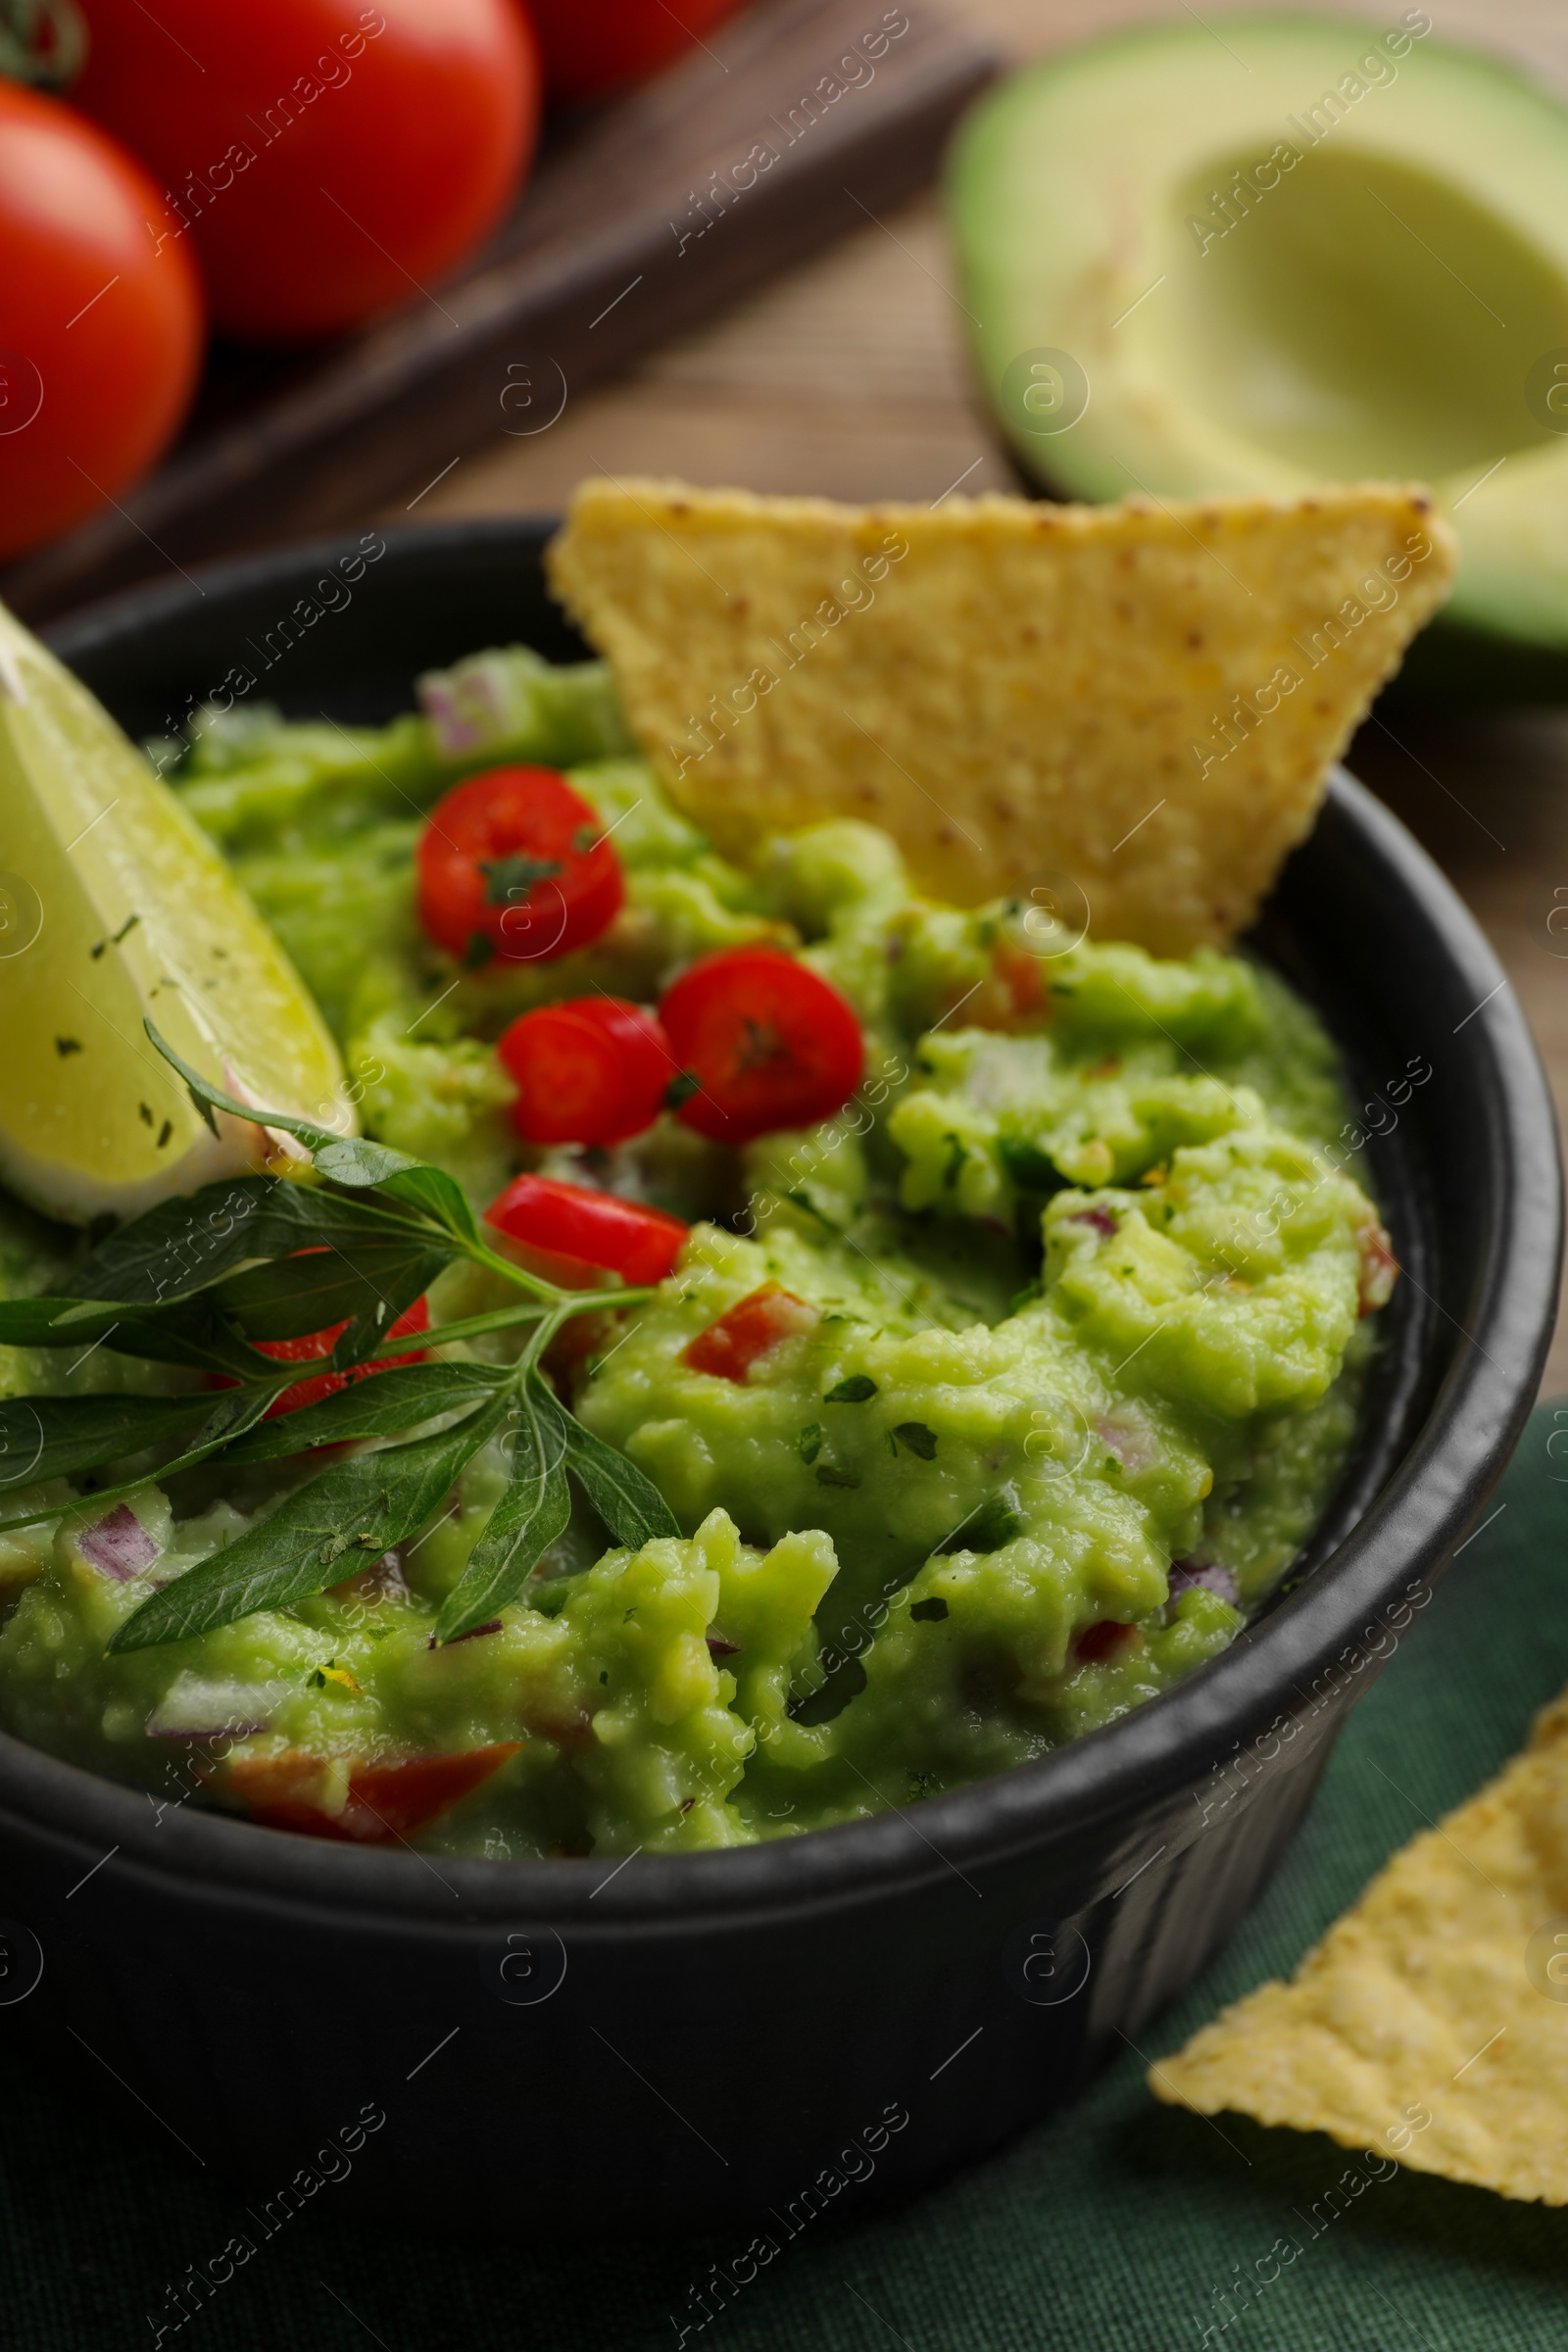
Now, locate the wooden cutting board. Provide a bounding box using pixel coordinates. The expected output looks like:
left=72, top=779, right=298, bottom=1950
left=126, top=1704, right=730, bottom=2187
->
left=1, top=0, right=996, bottom=624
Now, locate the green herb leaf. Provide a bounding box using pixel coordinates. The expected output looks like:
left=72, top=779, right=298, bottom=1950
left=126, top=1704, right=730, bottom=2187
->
left=534, top=1372, right=677, bottom=1547
left=0, top=1386, right=280, bottom=1535
left=0, top=1293, right=278, bottom=1381
left=108, top=1390, right=513, bottom=1652
left=0, top=1392, right=220, bottom=1491
left=824, top=1374, right=877, bottom=1404
left=938, top=1490, right=1025, bottom=1555
left=69, top=1175, right=406, bottom=1306
left=222, top=1362, right=509, bottom=1464
left=815, top=1463, right=859, bottom=1489
left=145, top=1022, right=340, bottom=1153
left=435, top=1385, right=568, bottom=1642
left=312, top=1137, right=424, bottom=1190
left=369, top=1163, right=479, bottom=1242
left=891, top=1421, right=937, bottom=1459
left=798, top=1421, right=823, bottom=1464
left=213, top=1241, right=453, bottom=1346
left=480, top=854, right=562, bottom=907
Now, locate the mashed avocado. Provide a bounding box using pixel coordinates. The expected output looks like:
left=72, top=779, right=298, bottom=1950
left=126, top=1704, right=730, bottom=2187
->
left=0, top=647, right=1393, bottom=1856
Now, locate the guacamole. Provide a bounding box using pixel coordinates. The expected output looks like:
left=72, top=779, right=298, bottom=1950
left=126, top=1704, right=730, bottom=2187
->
left=0, top=645, right=1395, bottom=1857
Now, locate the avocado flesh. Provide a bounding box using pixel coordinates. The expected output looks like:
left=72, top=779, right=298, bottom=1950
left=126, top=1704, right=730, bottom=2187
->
left=948, top=14, right=1568, bottom=685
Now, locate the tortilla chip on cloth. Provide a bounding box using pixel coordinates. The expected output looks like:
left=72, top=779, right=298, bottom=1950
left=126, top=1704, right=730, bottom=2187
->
left=547, top=477, right=1455, bottom=956
left=1151, top=1692, right=1568, bottom=2203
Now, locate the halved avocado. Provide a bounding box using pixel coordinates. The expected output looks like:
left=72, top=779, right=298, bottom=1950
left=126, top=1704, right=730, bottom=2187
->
left=948, top=13, right=1568, bottom=696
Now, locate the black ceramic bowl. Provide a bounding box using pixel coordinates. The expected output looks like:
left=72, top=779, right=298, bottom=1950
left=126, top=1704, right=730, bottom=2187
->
left=2, top=522, right=1557, bottom=2236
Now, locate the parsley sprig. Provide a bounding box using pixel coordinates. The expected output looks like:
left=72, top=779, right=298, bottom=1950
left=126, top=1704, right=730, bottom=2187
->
left=0, top=1025, right=676, bottom=1650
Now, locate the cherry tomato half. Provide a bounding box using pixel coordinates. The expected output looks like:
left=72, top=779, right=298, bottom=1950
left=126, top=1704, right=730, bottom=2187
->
left=524, top=0, right=744, bottom=103
left=417, top=766, right=623, bottom=966
left=222, top=1742, right=520, bottom=1841
left=499, top=995, right=674, bottom=1147
left=659, top=948, right=864, bottom=1143
left=74, top=0, right=538, bottom=344
left=0, top=83, right=203, bottom=563
left=485, top=1173, right=687, bottom=1285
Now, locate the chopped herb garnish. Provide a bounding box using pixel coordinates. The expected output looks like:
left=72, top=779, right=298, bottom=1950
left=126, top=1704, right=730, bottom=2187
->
left=824, top=1374, right=877, bottom=1404
left=814, top=1464, right=859, bottom=1489
left=54, top=1037, right=82, bottom=1057
left=891, top=1421, right=937, bottom=1459
left=479, top=854, right=563, bottom=906
left=0, top=1025, right=678, bottom=1653
left=798, top=1422, right=823, bottom=1464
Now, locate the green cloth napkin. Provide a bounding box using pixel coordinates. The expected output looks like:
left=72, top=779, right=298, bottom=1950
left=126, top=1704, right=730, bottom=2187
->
left=8, top=1405, right=1568, bottom=2351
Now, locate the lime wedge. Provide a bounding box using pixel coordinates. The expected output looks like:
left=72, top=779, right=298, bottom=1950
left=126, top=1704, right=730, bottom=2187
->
left=0, top=601, right=352, bottom=1225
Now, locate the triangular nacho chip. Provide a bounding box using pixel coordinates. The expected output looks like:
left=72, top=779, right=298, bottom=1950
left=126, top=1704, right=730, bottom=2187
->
left=1150, top=1693, right=1568, bottom=2203
left=547, top=478, right=1454, bottom=956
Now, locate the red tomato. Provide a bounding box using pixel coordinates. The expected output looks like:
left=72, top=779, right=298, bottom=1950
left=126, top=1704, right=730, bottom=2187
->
left=417, top=766, right=623, bottom=966
left=682, top=1283, right=817, bottom=1382
left=659, top=948, right=864, bottom=1143
left=223, top=1742, right=520, bottom=1841
left=1075, top=1620, right=1137, bottom=1665
left=525, top=0, right=744, bottom=103
left=74, top=0, right=538, bottom=344
left=253, top=1295, right=430, bottom=1415
left=0, top=84, right=202, bottom=563
left=485, top=1173, right=686, bottom=1285
left=499, top=996, right=674, bottom=1147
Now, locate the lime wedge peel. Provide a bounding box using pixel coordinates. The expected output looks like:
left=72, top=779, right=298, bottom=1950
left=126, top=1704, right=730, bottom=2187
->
left=0, top=601, right=353, bottom=1227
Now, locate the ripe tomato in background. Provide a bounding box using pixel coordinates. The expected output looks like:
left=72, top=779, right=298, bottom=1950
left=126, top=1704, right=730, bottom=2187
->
left=0, top=81, right=202, bottom=564
left=524, top=0, right=745, bottom=104
left=73, top=0, right=539, bottom=344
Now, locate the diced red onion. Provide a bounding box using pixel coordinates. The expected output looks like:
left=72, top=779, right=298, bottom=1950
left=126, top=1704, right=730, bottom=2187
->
left=1168, top=1560, right=1239, bottom=1607
left=1068, top=1207, right=1118, bottom=1237
left=706, top=1633, right=739, bottom=1658
left=78, top=1503, right=160, bottom=1584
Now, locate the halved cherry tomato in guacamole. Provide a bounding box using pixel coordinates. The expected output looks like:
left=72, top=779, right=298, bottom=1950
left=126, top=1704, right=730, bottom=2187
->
left=416, top=765, right=623, bottom=965
left=682, top=1282, right=818, bottom=1382
left=658, top=947, right=864, bottom=1143
left=499, top=996, right=674, bottom=1146
left=220, top=1743, right=520, bottom=1842
left=485, top=1173, right=687, bottom=1285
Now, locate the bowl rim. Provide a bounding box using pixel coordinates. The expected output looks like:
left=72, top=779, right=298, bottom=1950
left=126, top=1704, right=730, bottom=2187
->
left=12, top=519, right=1559, bottom=1932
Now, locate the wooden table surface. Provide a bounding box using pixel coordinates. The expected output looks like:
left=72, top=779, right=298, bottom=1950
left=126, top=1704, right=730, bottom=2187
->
left=388, top=0, right=1568, bottom=1389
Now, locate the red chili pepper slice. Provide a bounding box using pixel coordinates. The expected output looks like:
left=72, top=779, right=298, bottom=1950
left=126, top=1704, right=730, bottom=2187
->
left=498, top=995, right=674, bottom=1147
left=485, top=1173, right=687, bottom=1286
left=682, top=1282, right=819, bottom=1381
left=658, top=947, right=864, bottom=1143
left=221, top=1744, right=521, bottom=1842
left=416, top=764, right=623, bottom=965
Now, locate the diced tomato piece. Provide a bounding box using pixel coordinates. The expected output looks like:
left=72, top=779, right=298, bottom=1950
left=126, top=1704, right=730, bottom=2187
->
left=485, top=1173, right=687, bottom=1286
left=252, top=1297, right=431, bottom=1418
left=972, top=942, right=1049, bottom=1031
left=416, top=764, right=623, bottom=964
left=1075, top=1619, right=1137, bottom=1665
left=1355, top=1219, right=1398, bottom=1316
left=682, top=1282, right=819, bottom=1381
left=221, top=1744, right=521, bottom=1843
left=498, top=995, right=675, bottom=1147
left=658, top=947, right=864, bottom=1143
